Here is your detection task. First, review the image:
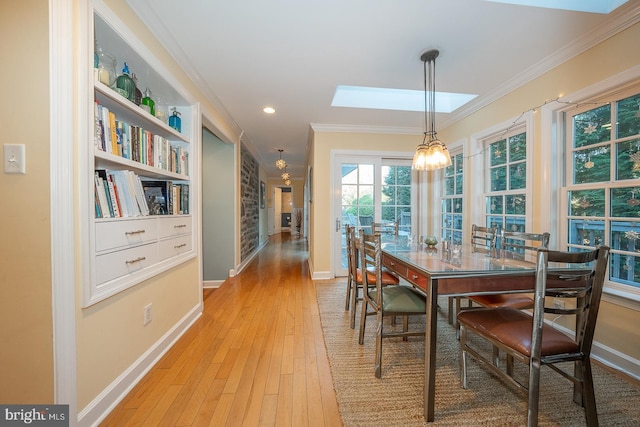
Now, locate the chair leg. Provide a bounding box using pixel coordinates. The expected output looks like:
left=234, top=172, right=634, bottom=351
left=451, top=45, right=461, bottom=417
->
left=459, top=325, right=468, bottom=389
left=402, top=314, right=409, bottom=341
left=358, top=298, right=368, bottom=345
left=580, top=359, right=599, bottom=427
left=349, top=282, right=359, bottom=329
left=492, top=345, right=500, bottom=367
left=448, top=297, right=455, bottom=324
left=344, top=277, right=352, bottom=311
left=527, top=356, right=542, bottom=427
left=374, top=311, right=383, bottom=378
left=506, top=353, right=514, bottom=377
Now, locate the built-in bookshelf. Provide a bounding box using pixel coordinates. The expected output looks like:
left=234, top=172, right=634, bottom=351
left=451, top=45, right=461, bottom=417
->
left=83, top=6, right=199, bottom=306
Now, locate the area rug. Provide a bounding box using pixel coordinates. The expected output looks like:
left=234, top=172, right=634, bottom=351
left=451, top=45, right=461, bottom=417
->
left=315, top=279, right=640, bottom=426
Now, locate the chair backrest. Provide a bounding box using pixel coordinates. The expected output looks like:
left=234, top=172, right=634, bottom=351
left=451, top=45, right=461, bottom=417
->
left=470, top=224, right=497, bottom=253
left=372, top=221, right=399, bottom=236
left=532, top=246, right=610, bottom=359
left=499, top=229, right=550, bottom=262
left=345, top=225, right=358, bottom=281
left=359, top=229, right=383, bottom=307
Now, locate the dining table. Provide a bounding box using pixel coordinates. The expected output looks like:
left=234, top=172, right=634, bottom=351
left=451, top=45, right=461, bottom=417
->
left=379, top=235, right=586, bottom=422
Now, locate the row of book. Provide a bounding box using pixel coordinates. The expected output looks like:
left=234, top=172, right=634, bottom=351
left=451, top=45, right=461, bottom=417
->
left=94, top=101, right=189, bottom=176
left=95, top=169, right=189, bottom=218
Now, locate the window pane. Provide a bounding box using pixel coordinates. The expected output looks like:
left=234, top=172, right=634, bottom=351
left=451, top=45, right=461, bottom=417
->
left=381, top=206, right=395, bottom=221
left=453, top=197, right=462, bottom=213
left=611, top=221, right=640, bottom=251
left=509, top=133, right=526, bottom=162
left=568, top=219, right=605, bottom=247
left=396, top=166, right=411, bottom=185
left=487, top=195, right=503, bottom=214
left=445, top=176, right=455, bottom=195
left=359, top=185, right=374, bottom=205
left=616, top=93, right=640, bottom=139
left=573, top=145, right=610, bottom=184
left=509, top=162, right=526, bottom=190
left=381, top=186, right=395, bottom=205
left=573, top=104, right=611, bottom=148
left=455, top=174, right=462, bottom=195
left=490, top=139, right=507, bottom=166
left=616, top=139, right=640, bottom=181
left=341, top=184, right=358, bottom=205
left=455, top=153, right=463, bottom=174
left=360, top=164, right=374, bottom=184
left=487, top=216, right=503, bottom=230
left=505, top=217, right=525, bottom=233
left=442, top=198, right=452, bottom=213
left=568, top=189, right=605, bottom=217
left=506, top=194, right=526, bottom=215
left=491, top=166, right=507, bottom=191
left=341, top=164, right=358, bottom=184
left=610, top=253, right=640, bottom=289
left=382, top=165, right=395, bottom=185
left=611, top=187, right=640, bottom=218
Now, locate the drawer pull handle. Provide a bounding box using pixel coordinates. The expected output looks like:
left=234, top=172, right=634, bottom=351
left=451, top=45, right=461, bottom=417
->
left=125, top=256, right=146, bottom=265
left=390, top=261, right=395, bottom=266
left=125, top=230, right=146, bottom=236
left=174, top=224, right=187, bottom=228
left=412, top=275, right=419, bottom=280
left=174, top=243, right=186, bottom=249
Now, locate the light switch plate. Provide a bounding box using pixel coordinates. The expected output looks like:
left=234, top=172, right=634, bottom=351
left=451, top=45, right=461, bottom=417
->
left=4, top=144, right=26, bottom=174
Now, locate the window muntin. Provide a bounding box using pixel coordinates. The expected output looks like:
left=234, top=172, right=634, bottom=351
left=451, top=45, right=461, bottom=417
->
left=441, top=152, right=463, bottom=242
left=485, top=130, right=527, bottom=232
left=564, top=90, right=640, bottom=293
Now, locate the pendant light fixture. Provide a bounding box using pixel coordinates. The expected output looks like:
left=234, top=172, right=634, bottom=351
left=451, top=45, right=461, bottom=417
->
left=281, top=166, right=291, bottom=181
left=275, top=149, right=287, bottom=170
left=412, top=49, right=452, bottom=171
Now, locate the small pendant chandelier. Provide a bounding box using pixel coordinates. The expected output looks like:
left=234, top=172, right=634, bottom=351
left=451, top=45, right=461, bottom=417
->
left=412, top=49, right=452, bottom=171
left=275, top=149, right=287, bottom=170
left=281, top=166, right=291, bottom=181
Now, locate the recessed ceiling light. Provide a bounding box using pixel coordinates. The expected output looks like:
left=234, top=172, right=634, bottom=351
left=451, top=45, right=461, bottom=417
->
left=263, top=106, right=276, bottom=114
left=331, top=85, right=477, bottom=113
left=481, top=0, right=627, bottom=14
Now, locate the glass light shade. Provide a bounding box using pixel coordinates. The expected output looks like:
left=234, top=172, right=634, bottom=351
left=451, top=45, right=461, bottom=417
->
left=412, top=143, right=430, bottom=170
left=412, top=140, right=451, bottom=171
left=281, top=171, right=290, bottom=181
left=284, top=179, right=291, bottom=185
left=275, top=158, right=287, bottom=169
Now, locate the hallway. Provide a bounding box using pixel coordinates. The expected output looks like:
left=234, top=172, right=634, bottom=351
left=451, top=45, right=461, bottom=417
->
left=101, top=233, right=342, bottom=426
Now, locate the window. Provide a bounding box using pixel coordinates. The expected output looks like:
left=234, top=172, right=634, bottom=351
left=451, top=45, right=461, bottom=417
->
left=441, top=152, right=463, bottom=242
left=485, top=128, right=528, bottom=232
left=564, top=89, right=640, bottom=296
left=381, top=163, right=412, bottom=234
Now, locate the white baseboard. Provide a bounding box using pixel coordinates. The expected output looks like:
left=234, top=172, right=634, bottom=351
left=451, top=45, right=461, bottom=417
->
left=77, top=303, right=203, bottom=427
left=203, top=279, right=224, bottom=289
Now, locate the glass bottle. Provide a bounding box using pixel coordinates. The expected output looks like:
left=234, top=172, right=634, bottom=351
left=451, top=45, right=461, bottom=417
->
left=132, top=73, right=142, bottom=106
left=141, top=88, right=155, bottom=116
left=169, top=108, right=181, bottom=132
left=115, top=62, right=136, bottom=102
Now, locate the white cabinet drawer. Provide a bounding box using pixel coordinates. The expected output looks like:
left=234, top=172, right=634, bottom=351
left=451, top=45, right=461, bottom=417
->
left=95, top=242, right=158, bottom=285
left=158, top=215, right=192, bottom=238
left=95, top=218, right=158, bottom=252
left=158, top=235, right=192, bottom=261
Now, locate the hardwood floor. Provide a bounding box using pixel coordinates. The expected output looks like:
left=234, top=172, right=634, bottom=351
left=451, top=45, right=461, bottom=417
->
left=101, top=232, right=342, bottom=427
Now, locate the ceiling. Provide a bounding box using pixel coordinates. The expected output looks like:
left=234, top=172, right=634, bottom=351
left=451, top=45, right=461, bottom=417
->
left=126, top=0, right=637, bottom=180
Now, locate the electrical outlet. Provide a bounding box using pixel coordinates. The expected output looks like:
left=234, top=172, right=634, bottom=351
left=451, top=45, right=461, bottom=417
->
left=144, top=303, right=152, bottom=325
left=4, top=144, right=26, bottom=174
left=553, top=299, right=565, bottom=309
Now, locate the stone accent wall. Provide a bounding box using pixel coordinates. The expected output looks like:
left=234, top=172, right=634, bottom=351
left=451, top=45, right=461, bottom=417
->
left=240, top=144, right=259, bottom=261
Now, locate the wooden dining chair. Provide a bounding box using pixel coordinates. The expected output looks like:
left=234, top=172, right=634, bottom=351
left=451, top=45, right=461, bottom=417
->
left=458, top=246, right=610, bottom=427
left=358, top=231, right=426, bottom=378
left=371, top=221, right=399, bottom=236
left=345, top=225, right=399, bottom=329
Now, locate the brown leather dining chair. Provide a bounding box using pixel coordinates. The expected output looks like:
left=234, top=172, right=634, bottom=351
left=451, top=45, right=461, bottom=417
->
left=358, top=230, right=426, bottom=378
left=344, top=225, right=399, bottom=329
left=458, top=246, right=610, bottom=426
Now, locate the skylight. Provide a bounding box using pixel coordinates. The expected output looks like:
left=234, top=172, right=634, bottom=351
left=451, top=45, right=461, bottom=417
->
left=331, top=85, right=477, bottom=113
left=481, top=0, right=627, bottom=14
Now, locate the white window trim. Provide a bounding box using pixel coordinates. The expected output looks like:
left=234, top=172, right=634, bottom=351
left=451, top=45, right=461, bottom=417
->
left=541, top=65, right=640, bottom=308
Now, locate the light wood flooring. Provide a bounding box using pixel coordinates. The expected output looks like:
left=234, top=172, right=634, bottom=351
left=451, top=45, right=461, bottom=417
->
left=100, top=232, right=342, bottom=427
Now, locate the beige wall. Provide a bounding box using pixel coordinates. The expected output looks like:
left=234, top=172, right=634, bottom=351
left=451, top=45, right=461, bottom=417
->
left=0, top=0, right=53, bottom=403
left=310, top=23, right=640, bottom=363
